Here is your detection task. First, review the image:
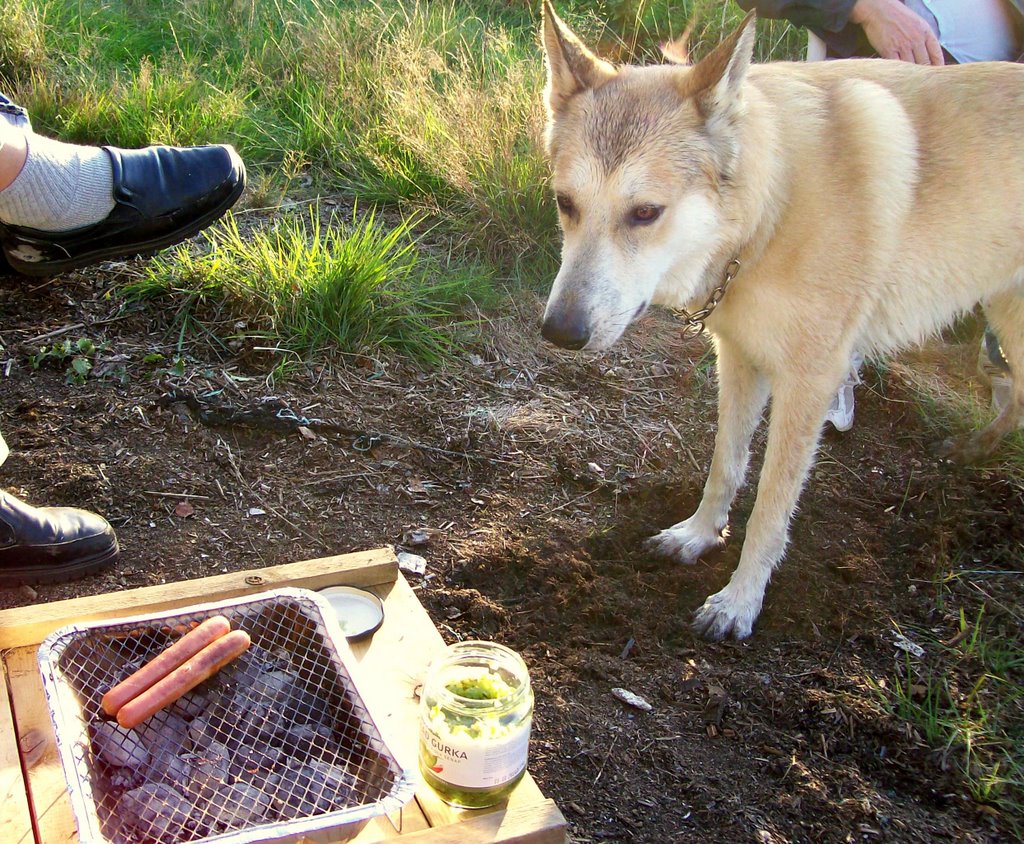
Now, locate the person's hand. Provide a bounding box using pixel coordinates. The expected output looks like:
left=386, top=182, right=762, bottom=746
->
left=850, top=0, right=944, bottom=65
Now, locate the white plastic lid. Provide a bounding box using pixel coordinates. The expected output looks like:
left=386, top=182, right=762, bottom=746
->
left=317, top=586, right=385, bottom=640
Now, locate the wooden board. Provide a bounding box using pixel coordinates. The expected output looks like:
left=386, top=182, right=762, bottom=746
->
left=386, top=800, right=566, bottom=844
left=0, top=548, right=398, bottom=650
left=0, top=550, right=566, bottom=844
left=6, top=644, right=81, bottom=844
left=0, top=667, right=35, bottom=844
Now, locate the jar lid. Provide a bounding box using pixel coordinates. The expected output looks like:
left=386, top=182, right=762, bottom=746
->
left=317, top=586, right=385, bottom=641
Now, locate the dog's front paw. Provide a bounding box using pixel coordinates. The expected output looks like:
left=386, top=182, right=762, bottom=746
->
left=691, top=587, right=761, bottom=641
left=646, top=517, right=725, bottom=564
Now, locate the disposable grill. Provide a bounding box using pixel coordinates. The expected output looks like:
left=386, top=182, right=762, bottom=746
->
left=37, top=588, right=415, bottom=844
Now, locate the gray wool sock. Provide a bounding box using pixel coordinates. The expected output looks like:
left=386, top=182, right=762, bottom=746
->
left=0, top=133, right=115, bottom=232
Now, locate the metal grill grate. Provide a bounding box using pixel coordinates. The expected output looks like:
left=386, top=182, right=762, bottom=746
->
left=38, top=588, right=415, bottom=844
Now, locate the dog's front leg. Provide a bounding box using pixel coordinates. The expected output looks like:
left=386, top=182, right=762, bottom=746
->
left=648, top=338, right=769, bottom=562
left=691, top=376, right=830, bottom=640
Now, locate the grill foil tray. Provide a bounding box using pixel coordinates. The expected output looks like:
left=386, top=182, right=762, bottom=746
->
left=37, top=587, right=416, bottom=844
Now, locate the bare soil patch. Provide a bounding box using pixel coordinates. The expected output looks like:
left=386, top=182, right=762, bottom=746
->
left=0, top=267, right=1020, bottom=843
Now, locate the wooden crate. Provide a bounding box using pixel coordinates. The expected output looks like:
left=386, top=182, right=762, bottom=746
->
left=0, top=548, right=567, bottom=844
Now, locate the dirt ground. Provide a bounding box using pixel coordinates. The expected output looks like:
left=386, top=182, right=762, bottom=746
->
left=0, top=264, right=1021, bottom=843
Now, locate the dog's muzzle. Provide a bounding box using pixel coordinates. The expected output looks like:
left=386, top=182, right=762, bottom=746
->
left=541, top=307, right=590, bottom=350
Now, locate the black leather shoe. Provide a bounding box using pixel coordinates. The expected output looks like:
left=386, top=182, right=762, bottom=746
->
left=0, top=490, right=119, bottom=585
left=0, top=143, right=245, bottom=276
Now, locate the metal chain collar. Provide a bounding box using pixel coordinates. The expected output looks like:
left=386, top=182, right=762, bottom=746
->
left=672, top=258, right=741, bottom=340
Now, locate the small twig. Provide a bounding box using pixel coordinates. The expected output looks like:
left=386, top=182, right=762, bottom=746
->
left=23, top=323, right=85, bottom=345
left=143, top=491, right=212, bottom=500
left=20, top=313, right=134, bottom=346
left=593, top=732, right=620, bottom=786
left=895, top=469, right=915, bottom=519
left=216, top=436, right=246, bottom=486
left=941, top=626, right=971, bottom=649
left=301, top=470, right=382, bottom=488
left=531, top=489, right=600, bottom=520
left=385, top=433, right=518, bottom=465
left=256, top=500, right=328, bottom=550
left=665, top=419, right=704, bottom=474
left=967, top=581, right=1022, bottom=623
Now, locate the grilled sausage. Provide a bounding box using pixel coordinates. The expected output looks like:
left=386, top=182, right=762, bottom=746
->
left=115, top=629, right=252, bottom=728
left=102, top=616, right=232, bottom=717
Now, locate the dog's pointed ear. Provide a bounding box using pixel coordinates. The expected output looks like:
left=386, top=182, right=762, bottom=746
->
left=542, top=1, right=616, bottom=115
left=683, top=11, right=756, bottom=123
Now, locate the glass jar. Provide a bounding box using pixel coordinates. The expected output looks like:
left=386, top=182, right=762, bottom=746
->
left=418, top=640, right=533, bottom=808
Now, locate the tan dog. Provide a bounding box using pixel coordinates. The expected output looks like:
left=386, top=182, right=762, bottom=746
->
left=540, top=4, right=1024, bottom=640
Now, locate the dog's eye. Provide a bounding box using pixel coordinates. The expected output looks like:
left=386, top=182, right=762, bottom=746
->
left=556, top=194, right=576, bottom=216
left=630, top=204, right=663, bottom=225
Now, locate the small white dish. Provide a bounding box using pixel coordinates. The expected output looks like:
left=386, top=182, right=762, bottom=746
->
left=318, top=586, right=385, bottom=641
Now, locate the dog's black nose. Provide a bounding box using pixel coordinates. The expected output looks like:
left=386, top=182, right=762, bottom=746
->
left=542, top=311, right=590, bottom=350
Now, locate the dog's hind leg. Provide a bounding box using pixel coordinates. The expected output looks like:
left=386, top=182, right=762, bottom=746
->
left=647, top=337, right=769, bottom=562
left=943, top=290, right=1024, bottom=463
left=691, top=374, right=834, bottom=640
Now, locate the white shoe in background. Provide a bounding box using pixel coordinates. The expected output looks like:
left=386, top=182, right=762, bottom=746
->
left=825, top=352, right=863, bottom=432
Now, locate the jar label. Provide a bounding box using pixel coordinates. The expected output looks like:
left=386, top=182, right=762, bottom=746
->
left=420, top=722, right=531, bottom=789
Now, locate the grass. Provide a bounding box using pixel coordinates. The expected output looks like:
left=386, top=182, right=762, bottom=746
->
left=884, top=599, right=1024, bottom=827
left=127, top=205, right=484, bottom=366
left=2, top=0, right=562, bottom=280
left=872, top=331, right=1024, bottom=824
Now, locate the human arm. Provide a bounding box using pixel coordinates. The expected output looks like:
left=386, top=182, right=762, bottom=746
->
left=848, top=0, right=944, bottom=64
left=734, top=1, right=858, bottom=33
left=735, top=0, right=944, bottom=65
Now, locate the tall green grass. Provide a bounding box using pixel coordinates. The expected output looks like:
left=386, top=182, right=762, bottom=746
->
left=559, top=0, right=805, bottom=64
left=0, top=0, right=44, bottom=82
left=884, top=601, right=1024, bottom=827
left=128, top=206, right=483, bottom=365
left=0, top=0, right=559, bottom=280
